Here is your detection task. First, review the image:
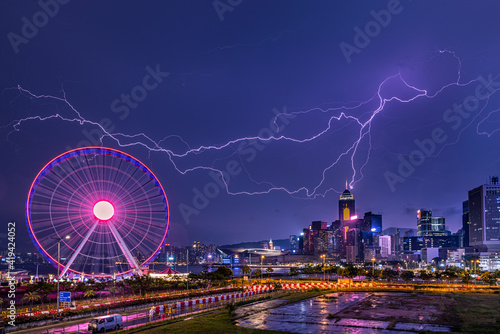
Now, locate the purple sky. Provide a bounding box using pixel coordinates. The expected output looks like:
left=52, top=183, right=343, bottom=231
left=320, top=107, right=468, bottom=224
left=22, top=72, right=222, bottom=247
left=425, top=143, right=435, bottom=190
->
left=1, top=0, right=500, bottom=251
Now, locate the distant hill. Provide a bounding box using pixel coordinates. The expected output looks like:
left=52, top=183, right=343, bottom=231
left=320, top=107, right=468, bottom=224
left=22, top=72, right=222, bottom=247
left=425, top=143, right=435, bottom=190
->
left=383, top=227, right=417, bottom=237
left=220, top=238, right=290, bottom=250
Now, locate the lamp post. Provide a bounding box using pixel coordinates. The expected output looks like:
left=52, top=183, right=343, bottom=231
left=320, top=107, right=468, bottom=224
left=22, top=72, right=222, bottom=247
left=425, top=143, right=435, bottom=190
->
left=474, top=259, right=479, bottom=284
left=320, top=254, right=326, bottom=281
left=51, top=235, right=70, bottom=315
left=371, top=258, right=376, bottom=281
left=260, top=255, right=264, bottom=281
left=186, top=248, right=189, bottom=296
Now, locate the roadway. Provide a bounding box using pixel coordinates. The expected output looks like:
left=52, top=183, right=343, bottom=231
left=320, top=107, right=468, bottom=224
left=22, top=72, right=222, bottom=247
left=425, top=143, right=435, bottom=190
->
left=9, top=290, right=271, bottom=334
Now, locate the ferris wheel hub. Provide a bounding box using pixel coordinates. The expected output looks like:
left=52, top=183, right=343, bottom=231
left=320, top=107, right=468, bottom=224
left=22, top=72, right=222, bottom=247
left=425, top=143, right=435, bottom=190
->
left=93, top=200, right=115, bottom=221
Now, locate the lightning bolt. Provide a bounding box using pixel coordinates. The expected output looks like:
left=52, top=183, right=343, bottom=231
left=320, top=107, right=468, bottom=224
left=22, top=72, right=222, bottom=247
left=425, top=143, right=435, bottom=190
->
left=4, top=50, right=498, bottom=200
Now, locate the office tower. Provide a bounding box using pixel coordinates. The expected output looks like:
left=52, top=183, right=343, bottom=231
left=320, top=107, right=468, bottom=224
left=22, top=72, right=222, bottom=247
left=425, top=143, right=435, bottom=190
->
left=340, top=217, right=363, bottom=261
left=402, top=235, right=460, bottom=251
left=462, top=200, right=470, bottom=247
left=468, top=176, right=500, bottom=250
left=417, top=209, right=446, bottom=236
left=330, top=220, right=342, bottom=260
left=339, top=183, right=355, bottom=221
left=289, top=235, right=299, bottom=250
left=302, top=228, right=313, bottom=253
left=379, top=235, right=392, bottom=257
left=364, top=211, right=382, bottom=235
left=311, top=221, right=328, bottom=230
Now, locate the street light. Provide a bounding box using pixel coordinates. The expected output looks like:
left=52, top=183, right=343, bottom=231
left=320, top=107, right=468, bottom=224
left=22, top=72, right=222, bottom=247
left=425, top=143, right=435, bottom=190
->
left=320, top=254, right=326, bottom=281
left=371, top=258, right=376, bottom=281
left=186, top=248, right=189, bottom=296
left=51, top=235, right=70, bottom=315
left=260, top=255, right=264, bottom=280
left=474, top=259, right=480, bottom=284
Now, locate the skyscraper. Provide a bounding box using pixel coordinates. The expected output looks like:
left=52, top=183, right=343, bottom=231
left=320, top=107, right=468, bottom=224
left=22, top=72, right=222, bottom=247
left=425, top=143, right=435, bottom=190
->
left=339, top=183, right=355, bottom=221
left=462, top=200, right=470, bottom=247
left=289, top=235, right=299, bottom=250
left=364, top=211, right=382, bottom=235
left=379, top=235, right=391, bottom=258
left=468, top=176, right=500, bottom=251
left=417, top=209, right=445, bottom=236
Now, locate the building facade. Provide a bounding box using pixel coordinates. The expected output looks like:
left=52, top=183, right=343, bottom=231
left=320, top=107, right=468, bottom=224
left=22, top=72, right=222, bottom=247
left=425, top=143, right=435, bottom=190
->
left=417, top=209, right=446, bottom=236
left=468, top=177, right=500, bottom=251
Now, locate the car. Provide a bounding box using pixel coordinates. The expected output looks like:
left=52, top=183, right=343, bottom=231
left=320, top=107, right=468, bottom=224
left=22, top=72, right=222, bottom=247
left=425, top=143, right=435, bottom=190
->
left=88, top=314, right=123, bottom=333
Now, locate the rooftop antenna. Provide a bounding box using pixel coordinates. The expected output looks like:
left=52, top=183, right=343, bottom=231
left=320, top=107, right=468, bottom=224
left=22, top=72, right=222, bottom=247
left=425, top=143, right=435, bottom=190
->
left=345, top=179, right=348, bottom=190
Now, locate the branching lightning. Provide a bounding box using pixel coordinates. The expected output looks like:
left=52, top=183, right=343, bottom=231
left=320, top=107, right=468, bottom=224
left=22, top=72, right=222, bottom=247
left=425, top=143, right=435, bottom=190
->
left=4, top=50, right=499, bottom=200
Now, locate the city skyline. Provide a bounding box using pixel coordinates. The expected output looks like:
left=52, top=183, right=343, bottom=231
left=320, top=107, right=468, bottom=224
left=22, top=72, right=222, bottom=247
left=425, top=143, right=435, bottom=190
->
left=2, top=1, right=500, bottom=248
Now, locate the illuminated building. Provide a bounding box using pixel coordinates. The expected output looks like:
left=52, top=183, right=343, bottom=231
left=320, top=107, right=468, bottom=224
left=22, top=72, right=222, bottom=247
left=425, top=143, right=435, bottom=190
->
left=269, top=239, right=273, bottom=250
left=330, top=220, right=342, bottom=260
left=302, top=228, right=313, bottom=253
left=417, top=209, right=446, bottom=237
left=363, top=212, right=382, bottom=235
left=289, top=235, right=299, bottom=250
left=468, top=176, right=500, bottom=251
left=462, top=200, right=470, bottom=247
left=403, top=236, right=460, bottom=251
left=379, top=235, right=391, bottom=257
left=339, top=183, right=355, bottom=221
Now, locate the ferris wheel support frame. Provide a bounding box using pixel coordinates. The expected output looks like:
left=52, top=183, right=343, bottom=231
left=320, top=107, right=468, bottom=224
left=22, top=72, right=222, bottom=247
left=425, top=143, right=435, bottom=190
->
left=108, top=222, right=144, bottom=276
left=59, top=222, right=98, bottom=278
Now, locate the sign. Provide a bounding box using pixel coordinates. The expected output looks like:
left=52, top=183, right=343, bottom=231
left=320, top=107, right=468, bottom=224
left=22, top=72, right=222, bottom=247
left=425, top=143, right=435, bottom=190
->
left=59, top=291, right=71, bottom=303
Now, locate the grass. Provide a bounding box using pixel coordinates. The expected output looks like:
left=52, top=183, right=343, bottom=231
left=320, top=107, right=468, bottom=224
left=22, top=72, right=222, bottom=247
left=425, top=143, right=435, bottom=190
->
left=277, top=290, right=329, bottom=304
left=120, top=310, right=288, bottom=334
left=452, top=293, right=500, bottom=334
left=118, top=290, right=500, bottom=333
left=118, top=290, right=325, bottom=334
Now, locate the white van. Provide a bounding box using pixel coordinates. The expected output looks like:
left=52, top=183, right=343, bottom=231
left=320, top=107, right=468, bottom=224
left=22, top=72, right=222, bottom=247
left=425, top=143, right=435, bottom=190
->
left=88, top=314, right=123, bottom=333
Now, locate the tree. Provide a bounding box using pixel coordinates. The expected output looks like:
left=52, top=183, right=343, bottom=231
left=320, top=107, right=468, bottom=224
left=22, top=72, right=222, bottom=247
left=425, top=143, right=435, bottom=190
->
left=225, top=302, right=236, bottom=316
left=253, top=269, right=262, bottom=279
left=289, top=267, right=299, bottom=276
left=339, top=265, right=359, bottom=279
left=30, top=281, right=52, bottom=309
left=400, top=270, right=415, bottom=283
left=419, top=270, right=432, bottom=283
left=433, top=271, right=443, bottom=282
left=481, top=271, right=496, bottom=285
left=84, top=289, right=96, bottom=302
left=381, top=268, right=398, bottom=282
left=442, top=270, right=458, bottom=283
left=21, top=292, right=41, bottom=314
left=265, top=267, right=274, bottom=278
left=460, top=271, right=472, bottom=285
left=109, top=285, right=120, bottom=302
left=207, top=266, right=233, bottom=281
left=302, top=265, right=315, bottom=275
left=242, top=265, right=251, bottom=279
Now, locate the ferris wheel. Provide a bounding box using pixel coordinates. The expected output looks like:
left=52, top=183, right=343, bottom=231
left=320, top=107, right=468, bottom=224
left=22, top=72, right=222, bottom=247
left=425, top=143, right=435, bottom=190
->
left=26, top=147, right=169, bottom=279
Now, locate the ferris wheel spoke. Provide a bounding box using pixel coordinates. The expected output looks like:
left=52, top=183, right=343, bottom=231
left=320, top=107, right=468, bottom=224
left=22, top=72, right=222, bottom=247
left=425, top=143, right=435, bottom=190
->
left=28, top=147, right=168, bottom=278
left=108, top=222, right=143, bottom=274
left=59, top=221, right=99, bottom=278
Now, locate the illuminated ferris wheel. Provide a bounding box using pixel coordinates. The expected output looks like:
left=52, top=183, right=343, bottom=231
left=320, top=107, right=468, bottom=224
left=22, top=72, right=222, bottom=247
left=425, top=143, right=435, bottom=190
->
left=26, top=147, right=169, bottom=279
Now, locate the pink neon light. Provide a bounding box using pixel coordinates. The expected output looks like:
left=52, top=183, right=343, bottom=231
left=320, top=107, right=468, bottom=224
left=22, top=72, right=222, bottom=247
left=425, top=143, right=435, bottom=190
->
left=93, top=200, right=115, bottom=220
left=26, top=146, right=170, bottom=278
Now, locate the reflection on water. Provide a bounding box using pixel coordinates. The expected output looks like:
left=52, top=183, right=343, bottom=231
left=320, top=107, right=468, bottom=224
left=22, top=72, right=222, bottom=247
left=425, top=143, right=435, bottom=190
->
left=237, top=292, right=452, bottom=333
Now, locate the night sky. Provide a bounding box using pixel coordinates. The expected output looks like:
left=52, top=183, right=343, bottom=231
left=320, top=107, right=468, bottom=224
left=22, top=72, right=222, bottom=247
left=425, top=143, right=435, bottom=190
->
left=1, top=1, right=500, bottom=251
